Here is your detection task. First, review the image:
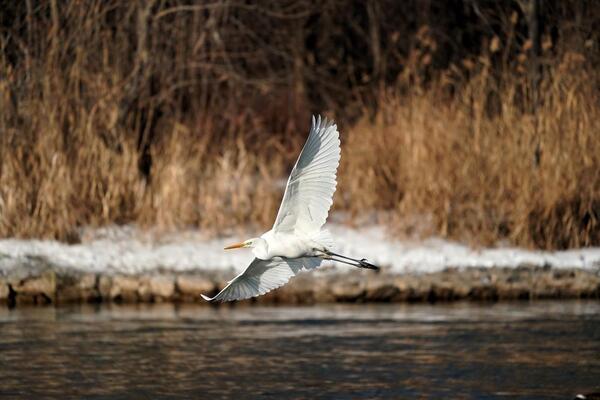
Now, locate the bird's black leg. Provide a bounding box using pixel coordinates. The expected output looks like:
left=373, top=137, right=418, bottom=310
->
left=326, top=250, right=380, bottom=269
left=321, top=250, right=380, bottom=271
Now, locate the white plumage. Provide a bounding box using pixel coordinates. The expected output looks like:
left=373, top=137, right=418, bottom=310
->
left=201, top=257, right=321, bottom=302
left=202, top=115, right=377, bottom=303
left=273, top=115, right=340, bottom=234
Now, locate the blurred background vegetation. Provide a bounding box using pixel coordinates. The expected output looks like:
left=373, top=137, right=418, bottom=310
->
left=0, top=0, right=598, bottom=248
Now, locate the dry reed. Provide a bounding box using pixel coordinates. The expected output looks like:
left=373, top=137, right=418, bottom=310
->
left=0, top=1, right=598, bottom=249
left=341, top=57, right=600, bottom=249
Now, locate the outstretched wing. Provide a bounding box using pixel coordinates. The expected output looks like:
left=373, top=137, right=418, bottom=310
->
left=201, top=257, right=321, bottom=302
left=273, top=115, right=341, bottom=234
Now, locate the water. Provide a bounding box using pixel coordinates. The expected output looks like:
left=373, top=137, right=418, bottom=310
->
left=0, top=302, right=599, bottom=399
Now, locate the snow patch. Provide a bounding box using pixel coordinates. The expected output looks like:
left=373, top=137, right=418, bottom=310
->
left=0, top=224, right=599, bottom=276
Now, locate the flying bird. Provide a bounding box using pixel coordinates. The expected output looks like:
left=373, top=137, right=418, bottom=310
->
left=202, top=115, right=379, bottom=302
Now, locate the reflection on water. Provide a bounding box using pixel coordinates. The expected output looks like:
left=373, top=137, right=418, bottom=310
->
left=0, top=302, right=599, bottom=399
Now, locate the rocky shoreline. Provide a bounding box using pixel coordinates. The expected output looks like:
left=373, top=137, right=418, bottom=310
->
left=1, top=265, right=599, bottom=307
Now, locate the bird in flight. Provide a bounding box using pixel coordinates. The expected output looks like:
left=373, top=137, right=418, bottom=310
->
left=202, top=115, right=379, bottom=302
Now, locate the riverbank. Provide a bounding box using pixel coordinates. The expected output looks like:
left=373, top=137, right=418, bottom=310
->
left=1, top=265, right=599, bottom=307
left=1, top=224, right=599, bottom=307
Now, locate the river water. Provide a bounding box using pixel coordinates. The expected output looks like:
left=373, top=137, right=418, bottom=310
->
left=0, top=301, right=599, bottom=399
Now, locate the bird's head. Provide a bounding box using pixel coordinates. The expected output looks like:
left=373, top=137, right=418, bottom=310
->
left=224, top=238, right=259, bottom=250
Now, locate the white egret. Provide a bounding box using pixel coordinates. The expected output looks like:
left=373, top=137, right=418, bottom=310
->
left=202, top=115, right=379, bottom=302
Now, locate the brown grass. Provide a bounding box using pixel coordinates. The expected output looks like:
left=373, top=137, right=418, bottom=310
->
left=0, top=1, right=598, bottom=249
left=341, top=57, right=600, bottom=249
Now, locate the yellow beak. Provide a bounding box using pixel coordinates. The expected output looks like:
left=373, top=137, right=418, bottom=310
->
left=224, top=241, right=246, bottom=250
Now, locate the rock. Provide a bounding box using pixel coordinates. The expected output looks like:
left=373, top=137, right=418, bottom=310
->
left=468, top=285, right=499, bottom=301
left=450, top=281, right=471, bottom=299
left=428, top=283, right=456, bottom=302
left=57, top=273, right=99, bottom=303
left=390, top=277, right=411, bottom=301
left=14, top=272, right=55, bottom=296
left=98, top=275, right=112, bottom=300
left=176, top=275, right=214, bottom=300
left=496, top=281, right=531, bottom=300
left=256, top=290, right=282, bottom=304
left=406, top=287, right=429, bottom=302
left=11, top=271, right=56, bottom=304
left=79, top=274, right=97, bottom=290
left=137, top=277, right=153, bottom=302
left=330, top=276, right=365, bottom=302
left=271, top=273, right=319, bottom=304
left=3, top=264, right=600, bottom=307
left=365, top=276, right=400, bottom=301
left=15, top=294, right=38, bottom=305
left=110, top=275, right=139, bottom=302
left=0, top=278, right=9, bottom=302
left=312, top=290, right=336, bottom=304
left=149, top=276, right=175, bottom=300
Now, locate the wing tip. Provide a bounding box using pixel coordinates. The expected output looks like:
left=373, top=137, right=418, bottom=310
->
left=311, top=114, right=338, bottom=132
left=201, top=293, right=215, bottom=302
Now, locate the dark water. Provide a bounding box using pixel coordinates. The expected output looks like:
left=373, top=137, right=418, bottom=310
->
left=1, top=302, right=599, bottom=399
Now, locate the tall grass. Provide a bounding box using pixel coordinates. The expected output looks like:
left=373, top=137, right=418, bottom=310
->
left=0, top=1, right=598, bottom=248
left=341, top=57, right=600, bottom=249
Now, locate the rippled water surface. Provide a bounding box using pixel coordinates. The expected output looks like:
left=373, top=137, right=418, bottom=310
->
left=1, top=301, right=599, bottom=399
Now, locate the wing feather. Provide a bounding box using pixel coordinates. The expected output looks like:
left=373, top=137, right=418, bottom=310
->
left=201, top=257, right=322, bottom=302
left=273, top=115, right=341, bottom=234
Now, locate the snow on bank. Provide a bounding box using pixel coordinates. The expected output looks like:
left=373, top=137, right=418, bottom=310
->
left=0, top=224, right=599, bottom=276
